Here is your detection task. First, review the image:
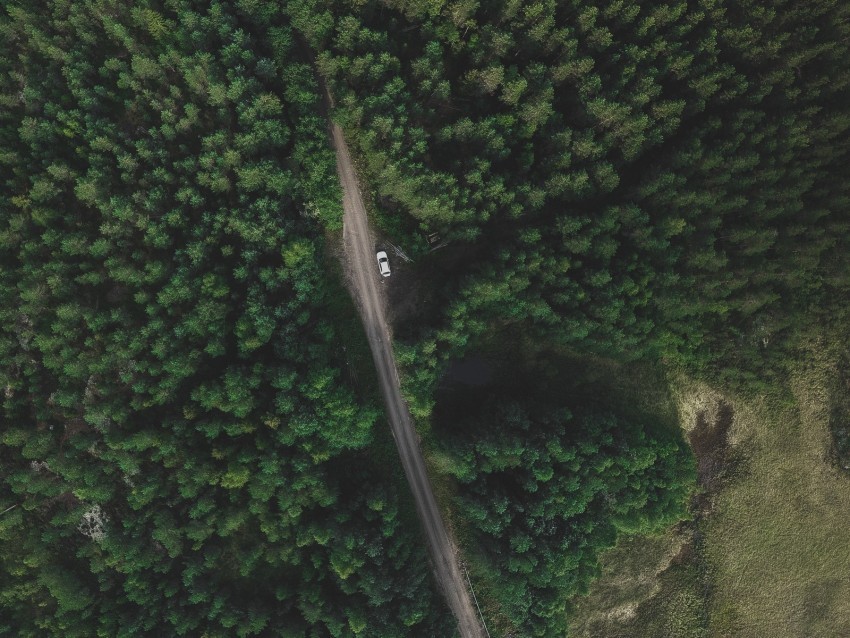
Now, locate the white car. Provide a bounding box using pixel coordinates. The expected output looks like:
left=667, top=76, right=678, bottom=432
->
left=376, top=251, right=391, bottom=277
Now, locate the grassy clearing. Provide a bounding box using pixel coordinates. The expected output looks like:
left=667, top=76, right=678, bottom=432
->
left=704, top=356, right=850, bottom=637
left=568, top=341, right=850, bottom=637
left=567, top=527, right=707, bottom=638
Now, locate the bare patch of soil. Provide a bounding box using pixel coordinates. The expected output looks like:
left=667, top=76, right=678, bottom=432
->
left=385, top=242, right=487, bottom=338
left=384, top=258, right=422, bottom=329
left=688, top=401, right=735, bottom=492
left=828, top=353, right=850, bottom=473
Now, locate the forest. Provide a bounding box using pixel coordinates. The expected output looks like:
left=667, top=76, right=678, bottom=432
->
left=298, top=0, right=850, bottom=386
left=0, top=2, right=452, bottom=636
left=431, top=350, right=695, bottom=636
left=2, top=0, right=849, bottom=637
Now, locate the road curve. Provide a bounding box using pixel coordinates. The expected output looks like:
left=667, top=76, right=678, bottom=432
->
left=330, top=123, right=486, bottom=638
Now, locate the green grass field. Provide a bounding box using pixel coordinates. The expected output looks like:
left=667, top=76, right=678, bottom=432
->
left=569, top=343, right=850, bottom=637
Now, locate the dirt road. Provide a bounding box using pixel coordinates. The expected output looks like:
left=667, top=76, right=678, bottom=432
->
left=330, top=123, right=486, bottom=638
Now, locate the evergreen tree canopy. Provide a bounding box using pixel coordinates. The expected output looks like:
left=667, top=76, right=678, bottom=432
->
left=435, top=386, right=694, bottom=637
left=292, top=0, right=850, bottom=382
left=0, top=2, right=451, bottom=636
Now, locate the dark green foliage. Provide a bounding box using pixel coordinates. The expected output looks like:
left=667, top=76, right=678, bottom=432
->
left=2, top=0, right=849, bottom=635
left=292, top=0, right=850, bottom=383
left=0, top=2, right=451, bottom=635
left=829, top=346, right=850, bottom=474
left=435, top=390, right=694, bottom=637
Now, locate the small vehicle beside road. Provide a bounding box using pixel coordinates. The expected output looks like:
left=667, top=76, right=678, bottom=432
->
left=376, top=251, right=391, bottom=277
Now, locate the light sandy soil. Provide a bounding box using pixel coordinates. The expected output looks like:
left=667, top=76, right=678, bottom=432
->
left=330, top=123, right=486, bottom=638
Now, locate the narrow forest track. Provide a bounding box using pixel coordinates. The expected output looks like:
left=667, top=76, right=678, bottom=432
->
left=330, top=122, right=486, bottom=638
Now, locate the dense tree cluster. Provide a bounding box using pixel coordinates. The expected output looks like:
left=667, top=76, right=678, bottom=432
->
left=281, top=1, right=850, bottom=631
left=0, top=2, right=451, bottom=636
left=435, top=392, right=693, bottom=637
left=294, top=0, right=850, bottom=384
left=3, top=0, right=848, bottom=635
